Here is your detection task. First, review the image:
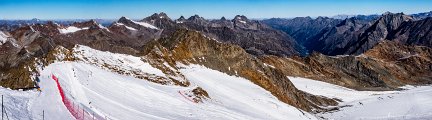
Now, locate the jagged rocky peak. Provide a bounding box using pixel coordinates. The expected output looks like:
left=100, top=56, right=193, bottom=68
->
left=187, top=14, right=205, bottom=21
left=186, top=14, right=208, bottom=25
left=71, top=19, right=101, bottom=28
left=381, top=12, right=412, bottom=21
left=178, top=16, right=186, bottom=21
left=232, top=15, right=249, bottom=23
left=116, top=16, right=141, bottom=27
left=375, top=12, right=412, bottom=30
left=336, top=16, right=367, bottom=28
left=144, top=12, right=171, bottom=21
left=316, top=16, right=327, bottom=20
left=220, top=16, right=227, bottom=21
left=117, top=16, right=133, bottom=22
left=175, top=16, right=186, bottom=23
left=140, top=12, right=175, bottom=29
left=294, top=16, right=313, bottom=21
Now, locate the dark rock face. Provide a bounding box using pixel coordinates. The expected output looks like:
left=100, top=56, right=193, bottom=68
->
left=0, top=27, right=57, bottom=89
left=262, top=41, right=432, bottom=91
left=305, top=12, right=427, bottom=55
left=343, top=12, right=412, bottom=55
left=263, top=17, right=342, bottom=46
left=305, top=16, right=375, bottom=55
left=390, top=17, right=432, bottom=48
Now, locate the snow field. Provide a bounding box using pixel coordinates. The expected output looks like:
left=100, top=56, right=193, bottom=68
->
left=289, top=76, right=432, bottom=120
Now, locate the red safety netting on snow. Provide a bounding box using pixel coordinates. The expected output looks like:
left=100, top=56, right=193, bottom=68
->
left=52, top=74, right=105, bottom=120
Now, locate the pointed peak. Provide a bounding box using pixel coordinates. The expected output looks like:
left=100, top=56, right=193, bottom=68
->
left=179, top=16, right=186, bottom=20
left=234, top=15, right=248, bottom=20
left=157, top=12, right=169, bottom=19
left=220, top=16, right=227, bottom=21
left=118, top=16, right=132, bottom=22
left=188, top=14, right=203, bottom=20
left=316, top=16, right=329, bottom=20
left=380, top=11, right=411, bottom=21
left=383, top=11, right=393, bottom=15
left=147, top=12, right=170, bottom=20
left=381, top=11, right=406, bottom=16
left=232, top=15, right=250, bottom=24
left=176, top=16, right=187, bottom=23
left=70, top=19, right=101, bottom=29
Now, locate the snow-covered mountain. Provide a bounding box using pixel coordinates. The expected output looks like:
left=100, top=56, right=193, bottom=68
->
left=0, top=45, right=316, bottom=120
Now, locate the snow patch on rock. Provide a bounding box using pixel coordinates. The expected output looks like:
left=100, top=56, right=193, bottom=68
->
left=133, top=21, right=159, bottom=30
left=58, top=26, right=89, bottom=34
left=114, top=22, right=137, bottom=31
left=0, top=31, right=9, bottom=45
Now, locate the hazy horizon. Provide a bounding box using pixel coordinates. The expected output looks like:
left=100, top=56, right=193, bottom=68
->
left=1, top=0, right=431, bottom=20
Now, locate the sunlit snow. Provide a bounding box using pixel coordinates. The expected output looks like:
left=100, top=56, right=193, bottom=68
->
left=289, top=76, right=432, bottom=119
left=0, top=46, right=315, bottom=120
left=0, top=31, right=9, bottom=45
left=58, top=26, right=89, bottom=34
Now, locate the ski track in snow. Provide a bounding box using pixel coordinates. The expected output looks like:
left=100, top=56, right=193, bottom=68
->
left=0, top=45, right=314, bottom=120
left=289, top=76, right=432, bottom=120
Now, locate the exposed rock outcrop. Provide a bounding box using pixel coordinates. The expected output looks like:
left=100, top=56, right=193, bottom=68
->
left=263, top=16, right=342, bottom=46
left=262, top=41, right=432, bottom=91
left=305, top=12, right=432, bottom=56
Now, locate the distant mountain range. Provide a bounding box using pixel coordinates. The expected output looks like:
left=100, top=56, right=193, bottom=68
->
left=263, top=11, right=432, bottom=55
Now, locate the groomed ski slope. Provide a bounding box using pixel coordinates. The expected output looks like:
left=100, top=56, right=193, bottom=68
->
left=289, top=76, right=432, bottom=120
left=0, top=45, right=315, bottom=120
left=32, top=62, right=315, bottom=120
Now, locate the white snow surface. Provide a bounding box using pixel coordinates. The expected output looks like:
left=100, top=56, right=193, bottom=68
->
left=114, top=22, right=137, bottom=31
left=289, top=76, right=432, bottom=120
left=72, top=45, right=165, bottom=77
left=58, top=26, right=89, bottom=34
left=0, top=31, right=9, bottom=45
left=123, top=17, right=159, bottom=30
left=133, top=21, right=159, bottom=30
left=0, top=46, right=315, bottom=120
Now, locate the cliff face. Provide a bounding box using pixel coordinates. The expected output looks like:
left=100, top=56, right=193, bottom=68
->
left=304, top=12, right=432, bottom=56
left=263, top=17, right=342, bottom=45
left=390, top=17, right=432, bottom=47
left=0, top=26, right=58, bottom=89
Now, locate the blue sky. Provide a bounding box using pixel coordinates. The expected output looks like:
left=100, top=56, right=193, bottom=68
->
left=0, top=0, right=431, bottom=20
